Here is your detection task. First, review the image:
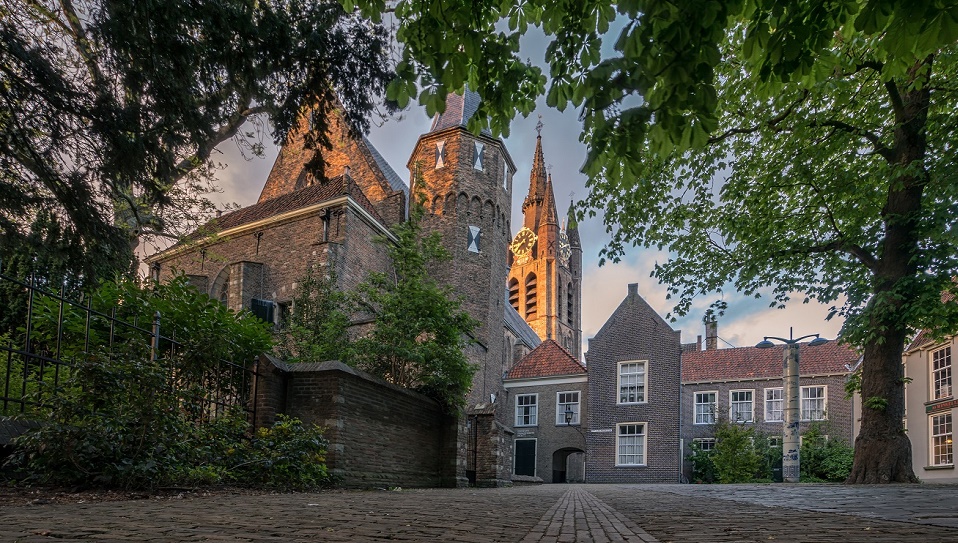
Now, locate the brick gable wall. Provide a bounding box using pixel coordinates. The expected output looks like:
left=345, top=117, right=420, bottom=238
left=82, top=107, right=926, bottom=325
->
left=585, top=284, right=683, bottom=483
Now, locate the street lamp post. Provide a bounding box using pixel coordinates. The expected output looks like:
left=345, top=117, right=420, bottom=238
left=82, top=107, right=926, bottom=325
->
left=756, top=328, right=829, bottom=483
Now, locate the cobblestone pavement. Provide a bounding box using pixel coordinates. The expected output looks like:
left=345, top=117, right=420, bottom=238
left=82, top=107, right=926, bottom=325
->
left=2, top=483, right=958, bottom=542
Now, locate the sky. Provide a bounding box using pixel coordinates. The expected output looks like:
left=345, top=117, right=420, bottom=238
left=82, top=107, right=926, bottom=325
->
left=206, top=97, right=845, bottom=357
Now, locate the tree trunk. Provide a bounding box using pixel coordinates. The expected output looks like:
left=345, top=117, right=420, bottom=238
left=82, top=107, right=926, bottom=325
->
left=847, top=59, right=931, bottom=484
left=847, top=325, right=918, bottom=483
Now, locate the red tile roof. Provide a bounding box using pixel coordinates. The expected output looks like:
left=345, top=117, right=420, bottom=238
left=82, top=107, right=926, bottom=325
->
left=506, top=339, right=585, bottom=380
left=682, top=341, right=859, bottom=383
left=178, top=175, right=383, bottom=244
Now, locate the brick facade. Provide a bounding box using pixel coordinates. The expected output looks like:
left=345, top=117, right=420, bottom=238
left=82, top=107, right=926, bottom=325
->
left=585, top=284, right=683, bottom=483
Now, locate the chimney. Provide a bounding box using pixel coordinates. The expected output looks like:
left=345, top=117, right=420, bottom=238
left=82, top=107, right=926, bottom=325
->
left=697, top=335, right=702, bottom=351
left=628, top=283, right=638, bottom=296
left=705, top=320, right=718, bottom=350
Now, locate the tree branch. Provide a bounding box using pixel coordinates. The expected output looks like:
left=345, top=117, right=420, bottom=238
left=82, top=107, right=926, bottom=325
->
left=708, top=90, right=809, bottom=144
left=172, top=103, right=271, bottom=182
left=810, top=119, right=893, bottom=162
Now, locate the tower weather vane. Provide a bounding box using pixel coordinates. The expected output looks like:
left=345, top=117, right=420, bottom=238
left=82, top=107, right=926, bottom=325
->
left=536, top=114, right=543, bottom=137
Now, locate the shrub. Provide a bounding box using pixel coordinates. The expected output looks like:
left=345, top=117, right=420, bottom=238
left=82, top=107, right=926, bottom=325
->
left=712, top=420, right=760, bottom=483
left=688, top=441, right=717, bottom=483
left=800, top=422, right=854, bottom=482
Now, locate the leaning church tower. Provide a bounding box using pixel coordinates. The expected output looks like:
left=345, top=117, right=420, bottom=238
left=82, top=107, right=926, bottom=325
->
left=406, top=90, right=517, bottom=407
left=507, top=126, right=582, bottom=359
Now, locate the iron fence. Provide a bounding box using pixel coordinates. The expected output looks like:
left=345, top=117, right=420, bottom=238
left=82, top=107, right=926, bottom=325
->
left=0, top=268, right=258, bottom=423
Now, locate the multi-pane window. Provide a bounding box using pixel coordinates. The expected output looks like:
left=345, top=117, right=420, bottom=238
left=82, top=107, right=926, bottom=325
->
left=618, top=361, right=647, bottom=404
left=695, top=392, right=717, bottom=424
left=616, top=423, right=646, bottom=466
left=801, top=386, right=827, bottom=421
left=765, top=388, right=783, bottom=422
left=692, top=438, right=716, bottom=452
left=933, top=347, right=953, bottom=400
left=729, top=390, right=754, bottom=423
left=556, top=391, right=580, bottom=425
left=931, top=413, right=953, bottom=466
left=515, top=394, right=538, bottom=426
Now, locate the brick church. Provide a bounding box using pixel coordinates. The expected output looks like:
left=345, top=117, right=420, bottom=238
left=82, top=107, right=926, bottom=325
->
left=150, top=90, right=855, bottom=486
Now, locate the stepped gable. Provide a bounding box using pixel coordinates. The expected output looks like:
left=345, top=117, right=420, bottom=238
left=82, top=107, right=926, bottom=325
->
left=429, top=89, right=491, bottom=135
left=181, top=175, right=382, bottom=244
left=506, top=339, right=585, bottom=380
left=682, top=341, right=859, bottom=383
left=259, top=108, right=407, bottom=213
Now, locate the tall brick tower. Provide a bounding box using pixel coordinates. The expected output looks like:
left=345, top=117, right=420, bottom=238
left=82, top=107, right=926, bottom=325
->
left=507, top=127, right=582, bottom=359
left=406, top=90, right=517, bottom=407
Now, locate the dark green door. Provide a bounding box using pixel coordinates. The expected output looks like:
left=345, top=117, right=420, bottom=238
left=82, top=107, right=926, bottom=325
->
left=515, top=439, right=536, bottom=476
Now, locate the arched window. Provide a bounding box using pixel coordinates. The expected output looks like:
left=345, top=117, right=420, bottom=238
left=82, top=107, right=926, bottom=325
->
left=525, top=273, right=538, bottom=319
left=566, top=282, right=574, bottom=325
left=508, top=278, right=520, bottom=312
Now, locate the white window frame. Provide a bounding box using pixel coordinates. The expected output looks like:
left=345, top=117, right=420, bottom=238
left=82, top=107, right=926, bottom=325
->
left=692, top=437, right=716, bottom=452
left=931, top=413, right=953, bottom=467
left=767, top=436, right=781, bottom=447
left=694, top=391, right=717, bottom=425
left=729, top=389, right=754, bottom=423
left=616, top=423, right=647, bottom=466
left=800, top=385, right=828, bottom=421
left=555, top=391, right=580, bottom=425
left=617, top=360, right=647, bottom=404
left=515, top=393, right=538, bottom=427
left=932, top=346, right=953, bottom=400
left=765, top=387, right=783, bottom=422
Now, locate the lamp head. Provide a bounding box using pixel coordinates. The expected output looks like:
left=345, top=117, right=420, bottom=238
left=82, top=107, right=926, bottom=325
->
left=808, top=337, right=829, bottom=347
left=755, top=339, right=775, bottom=349
left=564, top=406, right=574, bottom=425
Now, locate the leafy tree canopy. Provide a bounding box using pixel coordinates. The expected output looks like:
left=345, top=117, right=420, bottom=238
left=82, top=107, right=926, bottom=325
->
left=1, top=0, right=392, bottom=276
left=360, top=0, right=958, bottom=482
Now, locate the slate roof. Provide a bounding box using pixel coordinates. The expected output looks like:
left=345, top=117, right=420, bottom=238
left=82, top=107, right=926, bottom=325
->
left=682, top=342, right=859, bottom=383
left=429, top=89, right=492, bottom=135
left=505, top=339, right=585, bottom=380
left=362, top=135, right=408, bottom=196
left=171, top=175, right=383, bottom=248
left=504, top=294, right=542, bottom=350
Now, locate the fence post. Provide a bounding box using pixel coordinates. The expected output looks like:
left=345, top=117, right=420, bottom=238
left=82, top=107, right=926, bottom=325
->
left=151, top=311, right=161, bottom=362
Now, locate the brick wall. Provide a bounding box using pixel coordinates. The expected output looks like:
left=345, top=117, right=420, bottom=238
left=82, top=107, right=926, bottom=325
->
left=586, top=284, right=683, bottom=483
left=682, top=374, right=856, bottom=444
left=255, top=358, right=458, bottom=488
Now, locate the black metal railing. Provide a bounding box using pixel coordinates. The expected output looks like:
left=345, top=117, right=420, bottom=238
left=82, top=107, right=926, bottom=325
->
left=0, top=268, right=258, bottom=423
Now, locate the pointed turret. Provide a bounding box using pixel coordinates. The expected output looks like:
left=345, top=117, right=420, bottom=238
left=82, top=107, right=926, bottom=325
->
left=566, top=200, right=581, bottom=248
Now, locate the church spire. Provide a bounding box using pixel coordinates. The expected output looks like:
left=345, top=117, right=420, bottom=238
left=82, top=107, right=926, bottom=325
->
left=523, top=118, right=548, bottom=230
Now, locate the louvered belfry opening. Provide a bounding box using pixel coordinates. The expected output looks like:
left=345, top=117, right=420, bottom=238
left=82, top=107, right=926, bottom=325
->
left=508, top=278, right=520, bottom=312
left=525, top=273, right=537, bottom=319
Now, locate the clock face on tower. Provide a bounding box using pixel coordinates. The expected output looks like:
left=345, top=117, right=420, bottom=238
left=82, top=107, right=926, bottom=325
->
left=558, top=231, right=572, bottom=265
left=510, top=227, right=537, bottom=258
